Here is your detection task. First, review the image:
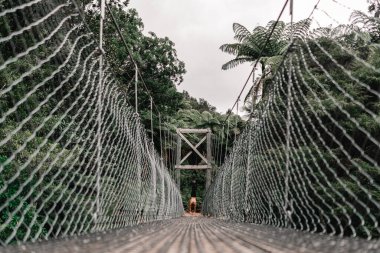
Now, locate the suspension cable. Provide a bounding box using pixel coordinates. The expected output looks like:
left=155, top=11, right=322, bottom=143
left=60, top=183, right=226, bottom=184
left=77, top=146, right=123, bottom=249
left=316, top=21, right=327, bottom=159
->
left=150, top=96, right=154, bottom=142
left=223, top=0, right=291, bottom=124
left=159, top=113, right=163, bottom=159
left=105, top=3, right=162, bottom=116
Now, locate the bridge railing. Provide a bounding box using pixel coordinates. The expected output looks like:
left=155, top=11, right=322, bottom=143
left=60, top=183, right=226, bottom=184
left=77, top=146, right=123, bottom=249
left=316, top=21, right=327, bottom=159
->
left=203, top=0, right=380, bottom=241
left=0, top=0, right=183, bottom=245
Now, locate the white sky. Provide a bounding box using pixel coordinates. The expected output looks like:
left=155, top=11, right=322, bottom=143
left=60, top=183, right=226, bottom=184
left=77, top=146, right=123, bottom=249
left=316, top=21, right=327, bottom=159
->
left=129, top=0, right=367, bottom=113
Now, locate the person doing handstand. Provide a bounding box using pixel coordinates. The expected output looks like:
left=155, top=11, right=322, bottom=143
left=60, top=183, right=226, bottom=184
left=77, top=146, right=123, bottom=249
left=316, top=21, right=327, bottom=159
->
left=188, top=180, right=197, bottom=213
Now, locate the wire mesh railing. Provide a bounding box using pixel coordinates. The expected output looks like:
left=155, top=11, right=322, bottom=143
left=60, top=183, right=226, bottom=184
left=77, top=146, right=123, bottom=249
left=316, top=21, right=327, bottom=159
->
left=1, top=0, right=380, bottom=250
left=0, top=0, right=183, bottom=245
left=203, top=0, right=380, bottom=241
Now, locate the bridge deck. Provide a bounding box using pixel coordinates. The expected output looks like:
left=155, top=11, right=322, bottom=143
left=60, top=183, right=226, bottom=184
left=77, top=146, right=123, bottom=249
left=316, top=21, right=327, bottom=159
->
left=4, top=216, right=379, bottom=253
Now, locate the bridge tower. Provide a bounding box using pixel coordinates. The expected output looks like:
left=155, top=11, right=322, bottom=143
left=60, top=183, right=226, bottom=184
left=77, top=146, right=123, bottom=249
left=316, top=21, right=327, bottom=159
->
left=175, top=128, right=212, bottom=190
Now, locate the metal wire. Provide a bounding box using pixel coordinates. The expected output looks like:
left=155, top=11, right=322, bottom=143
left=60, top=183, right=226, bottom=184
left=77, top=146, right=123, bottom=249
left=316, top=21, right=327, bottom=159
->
left=1, top=0, right=380, bottom=250
left=203, top=2, right=380, bottom=240
left=0, top=0, right=182, bottom=245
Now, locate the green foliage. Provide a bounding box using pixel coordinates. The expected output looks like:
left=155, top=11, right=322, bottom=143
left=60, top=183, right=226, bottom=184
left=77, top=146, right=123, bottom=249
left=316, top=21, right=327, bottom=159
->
left=85, top=6, right=186, bottom=122
left=268, top=28, right=379, bottom=238
left=0, top=1, right=238, bottom=242
left=164, top=93, right=244, bottom=210
left=205, top=8, right=380, bottom=239
left=0, top=155, right=47, bottom=243
left=221, top=19, right=311, bottom=115
left=220, top=19, right=311, bottom=71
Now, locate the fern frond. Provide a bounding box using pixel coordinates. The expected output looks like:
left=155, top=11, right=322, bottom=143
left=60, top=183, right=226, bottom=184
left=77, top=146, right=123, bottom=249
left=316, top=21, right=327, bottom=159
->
left=220, top=43, right=243, bottom=55
left=221, top=57, right=252, bottom=70
left=233, top=23, right=251, bottom=42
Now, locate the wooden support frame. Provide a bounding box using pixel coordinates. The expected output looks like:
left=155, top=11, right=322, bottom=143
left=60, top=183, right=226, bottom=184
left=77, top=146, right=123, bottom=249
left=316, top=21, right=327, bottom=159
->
left=176, top=128, right=210, bottom=134
left=175, top=165, right=211, bottom=170
left=175, top=128, right=212, bottom=191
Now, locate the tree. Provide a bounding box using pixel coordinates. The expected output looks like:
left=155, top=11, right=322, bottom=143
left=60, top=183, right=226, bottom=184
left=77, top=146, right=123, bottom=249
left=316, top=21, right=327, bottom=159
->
left=220, top=20, right=311, bottom=113
left=85, top=5, right=186, bottom=141
left=351, top=10, right=380, bottom=42
left=368, top=0, right=380, bottom=17
left=161, top=93, right=244, bottom=211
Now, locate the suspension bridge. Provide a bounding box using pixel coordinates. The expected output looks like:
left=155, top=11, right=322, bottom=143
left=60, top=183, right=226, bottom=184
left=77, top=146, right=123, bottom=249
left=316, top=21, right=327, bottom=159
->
left=0, top=0, right=380, bottom=252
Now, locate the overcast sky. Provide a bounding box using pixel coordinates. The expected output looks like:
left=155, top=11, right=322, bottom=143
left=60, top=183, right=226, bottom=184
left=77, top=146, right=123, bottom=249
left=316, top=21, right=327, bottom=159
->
left=129, top=0, right=367, bottom=113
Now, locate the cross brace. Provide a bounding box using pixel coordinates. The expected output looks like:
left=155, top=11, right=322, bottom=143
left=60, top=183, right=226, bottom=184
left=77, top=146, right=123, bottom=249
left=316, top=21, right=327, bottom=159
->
left=175, top=128, right=212, bottom=190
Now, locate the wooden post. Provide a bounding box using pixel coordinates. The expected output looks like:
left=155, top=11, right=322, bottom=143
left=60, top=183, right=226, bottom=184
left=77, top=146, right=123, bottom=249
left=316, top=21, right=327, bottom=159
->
left=176, top=134, right=181, bottom=190
left=206, top=129, right=212, bottom=190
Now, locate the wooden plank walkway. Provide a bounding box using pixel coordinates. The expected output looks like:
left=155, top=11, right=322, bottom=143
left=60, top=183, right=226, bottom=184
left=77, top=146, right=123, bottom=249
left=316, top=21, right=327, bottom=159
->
left=3, top=216, right=380, bottom=253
